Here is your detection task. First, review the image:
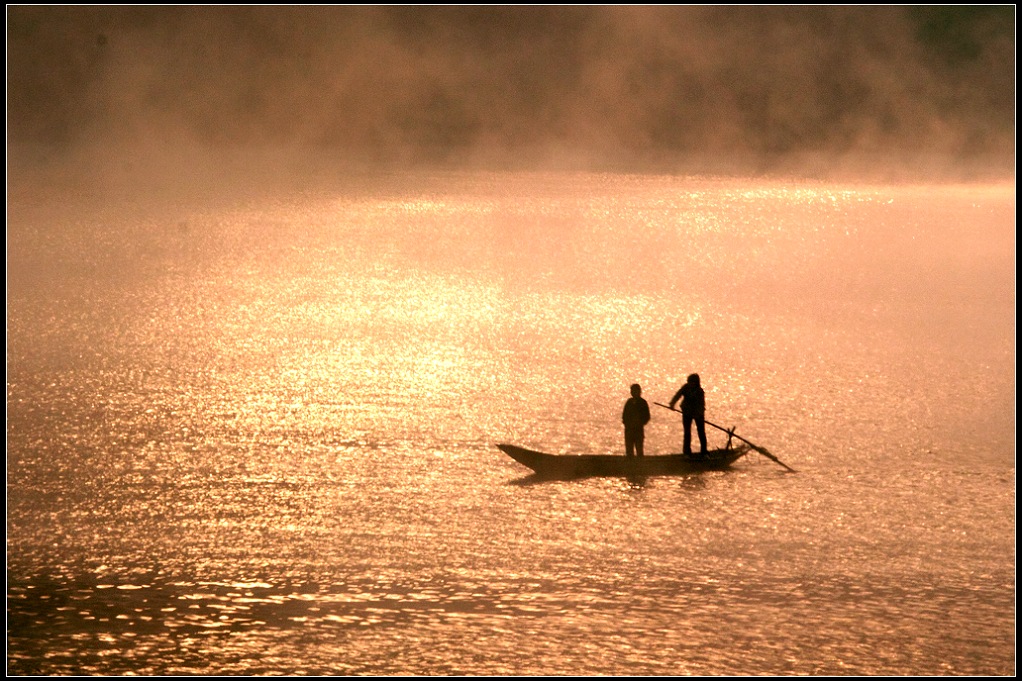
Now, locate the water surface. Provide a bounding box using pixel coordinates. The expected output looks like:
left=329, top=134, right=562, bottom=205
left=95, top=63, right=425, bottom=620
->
left=7, top=172, right=1015, bottom=675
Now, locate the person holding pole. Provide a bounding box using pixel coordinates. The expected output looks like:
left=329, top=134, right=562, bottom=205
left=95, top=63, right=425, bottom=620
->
left=669, top=373, right=707, bottom=458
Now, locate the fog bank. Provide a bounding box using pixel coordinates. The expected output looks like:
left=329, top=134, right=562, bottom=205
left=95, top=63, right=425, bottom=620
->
left=7, top=6, right=1016, bottom=184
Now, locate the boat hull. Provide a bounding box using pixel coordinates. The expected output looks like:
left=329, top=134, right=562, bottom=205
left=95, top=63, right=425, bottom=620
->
left=497, top=444, right=749, bottom=479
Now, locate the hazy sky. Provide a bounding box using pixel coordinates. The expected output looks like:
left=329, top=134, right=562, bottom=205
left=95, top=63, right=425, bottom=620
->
left=7, top=5, right=1016, bottom=176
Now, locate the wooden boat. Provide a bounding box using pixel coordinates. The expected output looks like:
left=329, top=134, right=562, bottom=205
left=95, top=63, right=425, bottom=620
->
left=497, top=443, right=750, bottom=479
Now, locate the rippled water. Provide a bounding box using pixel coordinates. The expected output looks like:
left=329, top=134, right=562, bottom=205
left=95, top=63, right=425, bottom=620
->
left=7, top=172, right=1015, bottom=675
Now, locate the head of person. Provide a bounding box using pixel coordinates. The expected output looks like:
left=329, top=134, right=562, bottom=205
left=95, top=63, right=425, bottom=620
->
left=630, top=383, right=642, bottom=397
left=687, top=373, right=700, bottom=386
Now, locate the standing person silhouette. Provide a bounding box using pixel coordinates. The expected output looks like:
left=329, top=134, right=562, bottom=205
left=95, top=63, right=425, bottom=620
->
left=621, top=383, right=651, bottom=457
left=669, top=373, right=707, bottom=458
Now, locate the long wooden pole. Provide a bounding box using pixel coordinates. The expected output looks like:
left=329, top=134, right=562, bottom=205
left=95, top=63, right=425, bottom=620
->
left=653, top=402, right=796, bottom=472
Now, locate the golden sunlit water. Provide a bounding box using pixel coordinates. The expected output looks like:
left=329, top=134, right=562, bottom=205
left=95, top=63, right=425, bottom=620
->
left=7, top=171, right=1015, bottom=675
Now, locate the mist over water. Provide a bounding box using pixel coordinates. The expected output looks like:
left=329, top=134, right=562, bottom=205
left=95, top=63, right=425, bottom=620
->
left=7, top=5, right=1016, bottom=182
left=6, top=6, right=1016, bottom=677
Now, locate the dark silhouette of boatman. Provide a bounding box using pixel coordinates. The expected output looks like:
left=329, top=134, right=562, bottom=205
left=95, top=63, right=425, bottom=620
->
left=622, top=383, right=651, bottom=457
left=669, top=373, right=707, bottom=458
